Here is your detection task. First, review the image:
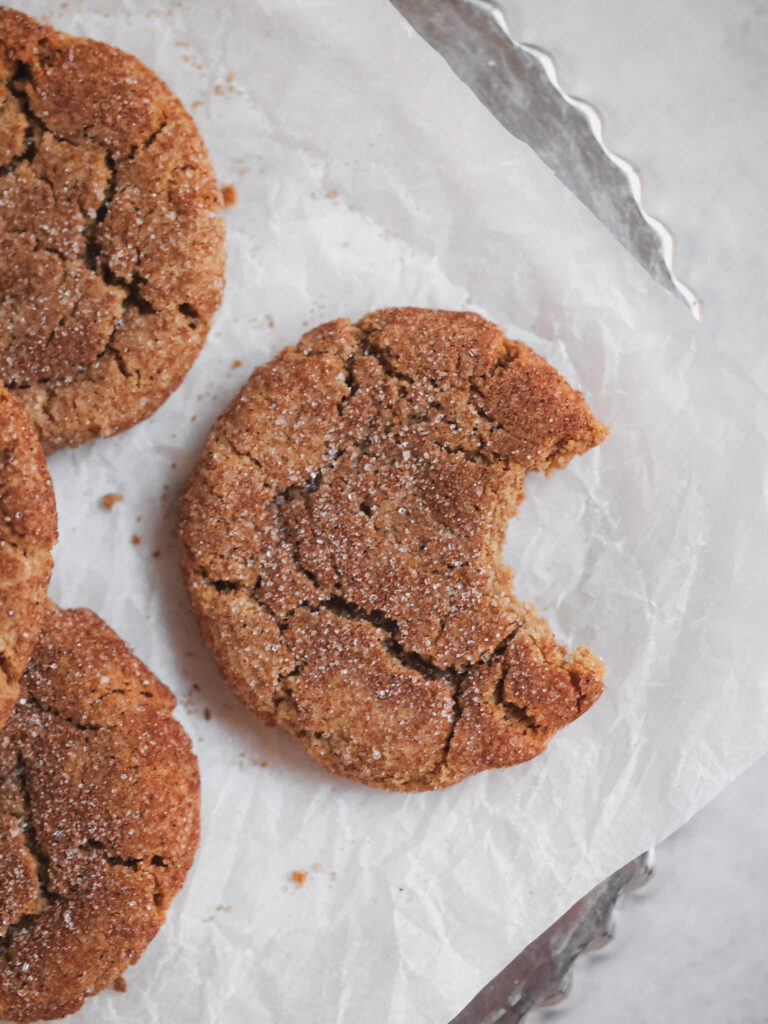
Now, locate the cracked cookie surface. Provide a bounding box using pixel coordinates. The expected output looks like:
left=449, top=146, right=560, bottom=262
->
left=0, top=384, right=56, bottom=731
left=180, top=308, right=607, bottom=791
left=0, top=602, right=200, bottom=1022
left=0, top=7, right=225, bottom=451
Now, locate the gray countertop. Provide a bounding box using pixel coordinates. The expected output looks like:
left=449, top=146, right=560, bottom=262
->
left=492, top=2, right=768, bottom=1020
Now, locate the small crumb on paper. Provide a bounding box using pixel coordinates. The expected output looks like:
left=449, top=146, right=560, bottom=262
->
left=131, top=534, right=141, bottom=546
left=203, top=708, right=211, bottom=720
left=113, top=977, right=127, bottom=994
left=101, top=493, right=123, bottom=511
left=221, top=184, right=237, bottom=207
left=291, top=871, right=307, bottom=888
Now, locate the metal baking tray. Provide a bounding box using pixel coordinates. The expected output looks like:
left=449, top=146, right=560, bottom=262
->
left=450, top=854, right=654, bottom=1022
left=392, top=0, right=698, bottom=315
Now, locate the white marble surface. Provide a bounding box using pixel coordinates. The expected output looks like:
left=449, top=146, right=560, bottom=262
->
left=492, top=1, right=768, bottom=1020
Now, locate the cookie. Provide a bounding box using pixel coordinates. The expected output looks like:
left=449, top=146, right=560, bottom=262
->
left=0, top=7, right=226, bottom=451
left=0, top=602, right=200, bottom=1022
left=0, top=384, right=56, bottom=731
left=179, top=308, right=607, bottom=791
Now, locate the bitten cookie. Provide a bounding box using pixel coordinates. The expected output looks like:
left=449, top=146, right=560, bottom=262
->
left=0, top=384, right=56, bottom=730
left=0, top=602, right=200, bottom=1022
left=0, top=7, right=226, bottom=451
left=180, top=308, right=607, bottom=791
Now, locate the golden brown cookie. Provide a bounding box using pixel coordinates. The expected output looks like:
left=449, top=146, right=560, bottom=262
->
left=0, top=7, right=226, bottom=451
left=180, top=308, right=607, bottom=791
left=0, top=602, right=200, bottom=1022
left=0, top=384, right=56, bottom=730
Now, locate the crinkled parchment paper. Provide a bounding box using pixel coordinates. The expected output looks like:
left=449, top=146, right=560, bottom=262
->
left=9, top=0, right=768, bottom=1020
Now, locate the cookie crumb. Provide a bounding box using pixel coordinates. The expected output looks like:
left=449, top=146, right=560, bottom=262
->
left=131, top=534, right=141, bottom=546
left=101, top=493, right=123, bottom=511
left=231, top=359, right=242, bottom=369
left=221, top=184, right=237, bottom=207
left=203, top=708, right=211, bottom=720
left=291, top=871, right=307, bottom=887
left=113, top=977, right=127, bottom=994
left=152, top=550, right=161, bottom=558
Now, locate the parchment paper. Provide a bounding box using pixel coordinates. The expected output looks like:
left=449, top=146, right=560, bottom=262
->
left=8, top=0, right=768, bottom=1020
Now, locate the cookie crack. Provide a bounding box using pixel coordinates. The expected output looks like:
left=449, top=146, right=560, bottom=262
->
left=319, top=595, right=449, bottom=683
left=272, top=498, right=321, bottom=592
left=467, top=382, right=504, bottom=435
left=23, top=692, right=102, bottom=732
left=14, top=755, right=55, bottom=898
left=354, top=322, right=413, bottom=384
left=0, top=909, right=47, bottom=957
left=0, top=227, right=73, bottom=265
left=437, top=681, right=464, bottom=773
left=2, top=64, right=48, bottom=173
left=81, top=121, right=166, bottom=277
left=83, top=151, right=118, bottom=272
left=91, top=273, right=160, bottom=382
left=80, top=839, right=142, bottom=871
left=493, top=672, right=542, bottom=733
left=220, top=430, right=265, bottom=474
left=0, top=755, right=57, bottom=948
left=0, top=648, right=13, bottom=689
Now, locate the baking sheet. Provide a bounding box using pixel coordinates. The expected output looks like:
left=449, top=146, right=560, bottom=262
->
left=391, top=0, right=698, bottom=311
left=7, top=0, right=768, bottom=1021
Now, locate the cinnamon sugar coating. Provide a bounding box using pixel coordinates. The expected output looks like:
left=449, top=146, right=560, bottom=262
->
left=180, top=308, right=607, bottom=791
left=0, top=603, right=200, bottom=1022
left=0, top=7, right=225, bottom=451
left=0, top=385, right=56, bottom=730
